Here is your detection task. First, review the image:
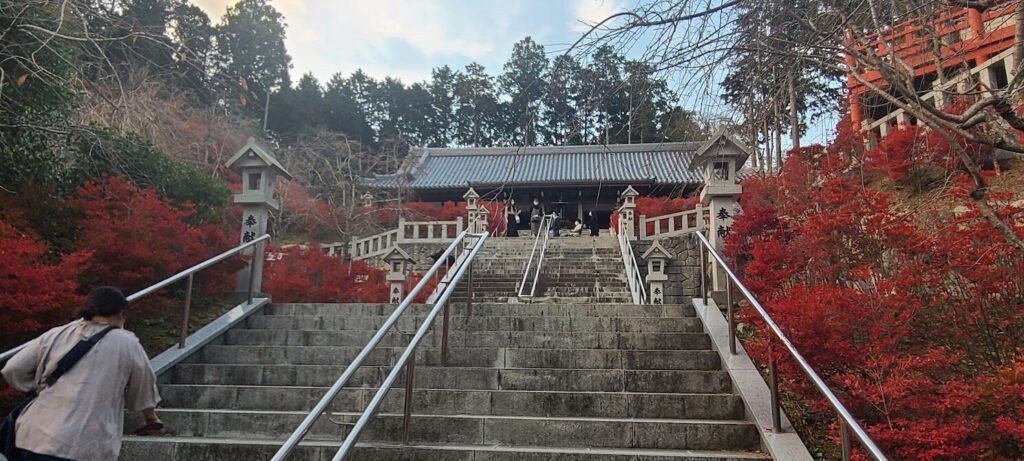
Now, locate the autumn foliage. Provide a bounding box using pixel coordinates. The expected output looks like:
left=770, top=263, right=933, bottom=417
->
left=262, top=245, right=441, bottom=304
left=727, top=127, right=1024, bottom=459
left=262, top=246, right=388, bottom=303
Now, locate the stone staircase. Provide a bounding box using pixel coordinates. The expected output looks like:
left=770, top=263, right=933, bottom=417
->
left=451, top=234, right=633, bottom=303
left=120, top=236, right=770, bottom=460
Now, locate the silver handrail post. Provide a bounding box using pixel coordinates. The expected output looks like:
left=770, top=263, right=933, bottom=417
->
left=246, top=240, right=260, bottom=305
left=769, top=344, right=782, bottom=433
left=179, top=273, right=194, bottom=349
left=402, top=348, right=416, bottom=445
left=726, top=275, right=736, bottom=355
left=698, top=237, right=707, bottom=306
left=841, top=419, right=853, bottom=461
left=467, top=258, right=474, bottom=316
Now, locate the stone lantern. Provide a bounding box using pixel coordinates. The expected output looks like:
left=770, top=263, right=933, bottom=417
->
left=618, top=185, right=639, bottom=240
left=226, top=137, right=292, bottom=294
left=464, top=187, right=480, bottom=229
left=383, top=246, right=414, bottom=304
left=474, top=204, right=490, bottom=234
left=641, top=241, right=673, bottom=305
left=362, top=191, right=375, bottom=208
left=690, top=130, right=749, bottom=297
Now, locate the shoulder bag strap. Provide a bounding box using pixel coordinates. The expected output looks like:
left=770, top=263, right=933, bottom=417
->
left=41, top=325, right=119, bottom=388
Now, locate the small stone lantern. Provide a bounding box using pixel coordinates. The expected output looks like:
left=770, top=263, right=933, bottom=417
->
left=641, top=241, right=673, bottom=305
left=383, top=246, right=414, bottom=304
left=362, top=191, right=375, bottom=208
left=690, top=129, right=749, bottom=298
left=226, top=137, right=292, bottom=294
left=618, top=185, right=639, bottom=240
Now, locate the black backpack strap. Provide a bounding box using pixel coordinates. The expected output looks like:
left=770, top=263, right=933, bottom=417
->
left=41, top=325, right=118, bottom=388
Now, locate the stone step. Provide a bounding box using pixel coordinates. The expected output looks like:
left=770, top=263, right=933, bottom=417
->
left=223, top=329, right=711, bottom=350
left=196, top=344, right=718, bottom=369
left=265, top=303, right=697, bottom=318
left=168, top=364, right=728, bottom=391
left=243, top=315, right=705, bottom=333
left=120, top=437, right=771, bottom=460
left=128, top=410, right=760, bottom=451
left=157, top=385, right=745, bottom=420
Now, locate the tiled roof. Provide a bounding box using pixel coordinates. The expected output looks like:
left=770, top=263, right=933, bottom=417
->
left=362, top=143, right=705, bottom=191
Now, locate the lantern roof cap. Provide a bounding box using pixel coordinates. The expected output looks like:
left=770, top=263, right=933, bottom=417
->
left=641, top=240, right=674, bottom=260
left=690, top=129, right=751, bottom=170
left=382, top=246, right=413, bottom=262
left=227, top=137, right=293, bottom=180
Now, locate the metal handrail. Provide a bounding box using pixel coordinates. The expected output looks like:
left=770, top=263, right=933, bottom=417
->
left=518, top=214, right=552, bottom=299
left=693, top=232, right=888, bottom=461
left=0, top=234, right=271, bottom=364
left=618, top=220, right=647, bottom=304
left=271, top=230, right=473, bottom=461
left=329, top=232, right=489, bottom=460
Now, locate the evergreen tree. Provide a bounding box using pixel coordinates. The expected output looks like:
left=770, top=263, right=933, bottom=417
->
left=542, top=55, right=583, bottom=145
left=427, top=65, right=459, bottom=147
left=404, top=82, right=434, bottom=147
left=454, top=63, right=500, bottom=147
left=323, top=72, right=376, bottom=144
left=214, top=0, right=292, bottom=110
left=168, top=2, right=214, bottom=97
left=498, top=37, right=548, bottom=145
left=580, top=46, right=627, bottom=144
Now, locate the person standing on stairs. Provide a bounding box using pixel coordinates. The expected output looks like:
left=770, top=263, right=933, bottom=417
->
left=505, top=199, right=520, bottom=237
left=587, top=210, right=600, bottom=236
left=529, top=198, right=544, bottom=236
left=1, top=287, right=162, bottom=461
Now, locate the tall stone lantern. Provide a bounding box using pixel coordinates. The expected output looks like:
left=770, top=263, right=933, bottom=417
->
left=464, top=187, right=480, bottom=231
left=227, top=137, right=292, bottom=294
left=474, top=204, right=490, bottom=234
left=618, top=185, right=639, bottom=240
left=690, top=130, right=749, bottom=297
left=383, top=246, right=414, bottom=304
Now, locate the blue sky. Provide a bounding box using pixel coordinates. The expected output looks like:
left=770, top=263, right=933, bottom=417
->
left=192, top=0, right=837, bottom=147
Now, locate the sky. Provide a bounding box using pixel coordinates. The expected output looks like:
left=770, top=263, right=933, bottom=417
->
left=190, top=0, right=837, bottom=147
left=191, top=0, right=627, bottom=84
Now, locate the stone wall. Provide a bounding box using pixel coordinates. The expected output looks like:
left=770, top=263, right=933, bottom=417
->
left=633, top=234, right=703, bottom=304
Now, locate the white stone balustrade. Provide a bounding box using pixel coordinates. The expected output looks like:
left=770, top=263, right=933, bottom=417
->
left=323, top=217, right=465, bottom=261
left=638, top=205, right=709, bottom=240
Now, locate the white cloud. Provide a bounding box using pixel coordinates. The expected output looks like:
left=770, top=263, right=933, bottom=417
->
left=572, top=0, right=624, bottom=33
left=190, top=0, right=557, bottom=83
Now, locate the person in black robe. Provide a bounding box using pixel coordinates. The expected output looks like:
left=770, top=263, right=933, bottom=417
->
left=505, top=200, right=520, bottom=237
left=587, top=211, right=600, bottom=236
